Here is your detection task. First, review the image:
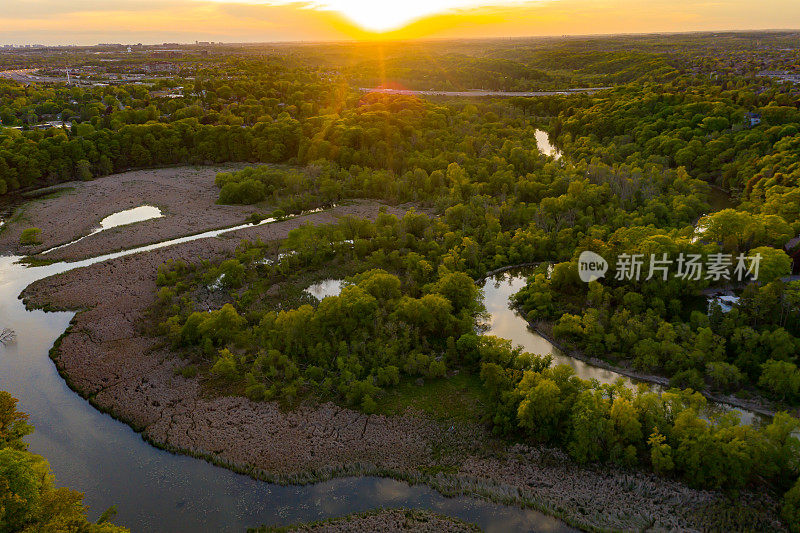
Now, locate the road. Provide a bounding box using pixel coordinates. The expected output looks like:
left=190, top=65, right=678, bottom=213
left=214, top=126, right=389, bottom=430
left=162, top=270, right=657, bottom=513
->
left=361, top=86, right=611, bottom=97
left=0, top=69, right=147, bottom=86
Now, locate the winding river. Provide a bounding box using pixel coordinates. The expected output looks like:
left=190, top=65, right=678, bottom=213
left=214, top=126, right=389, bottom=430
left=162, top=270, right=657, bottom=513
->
left=481, top=269, right=764, bottom=426
left=0, top=218, right=574, bottom=533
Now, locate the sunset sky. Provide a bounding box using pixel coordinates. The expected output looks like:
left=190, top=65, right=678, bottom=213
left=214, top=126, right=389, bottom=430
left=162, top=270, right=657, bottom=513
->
left=3, top=0, right=800, bottom=45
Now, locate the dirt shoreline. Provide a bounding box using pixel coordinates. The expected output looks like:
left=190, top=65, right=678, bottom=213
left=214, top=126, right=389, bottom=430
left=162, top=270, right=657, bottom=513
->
left=6, top=168, right=787, bottom=532
left=0, top=164, right=262, bottom=260
left=252, top=508, right=481, bottom=532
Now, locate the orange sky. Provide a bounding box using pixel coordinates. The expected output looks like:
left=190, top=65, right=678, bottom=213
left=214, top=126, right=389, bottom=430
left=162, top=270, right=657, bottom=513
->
left=2, top=0, right=800, bottom=45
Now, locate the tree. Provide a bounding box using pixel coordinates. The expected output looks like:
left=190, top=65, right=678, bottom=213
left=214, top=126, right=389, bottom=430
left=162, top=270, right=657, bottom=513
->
left=97, top=154, right=113, bottom=176
left=648, top=431, right=674, bottom=474
left=0, top=391, right=32, bottom=450
left=698, top=210, right=793, bottom=253
left=356, top=270, right=401, bottom=302
left=569, top=389, right=611, bottom=463
left=0, top=448, right=48, bottom=531
left=749, top=246, right=792, bottom=283
left=0, top=392, right=127, bottom=532
left=609, top=396, right=642, bottom=464
left=426, top=271, right=479, bottom=314
left=517, top=378, right=564, bottom=442
left=76, top=158, right=93, bottom=181
left=782, top=479, right=800, bottom=531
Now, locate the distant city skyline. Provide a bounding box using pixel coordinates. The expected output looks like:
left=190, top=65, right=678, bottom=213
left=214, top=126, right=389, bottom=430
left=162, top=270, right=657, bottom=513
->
left=2, top=0, right=800, bottom=45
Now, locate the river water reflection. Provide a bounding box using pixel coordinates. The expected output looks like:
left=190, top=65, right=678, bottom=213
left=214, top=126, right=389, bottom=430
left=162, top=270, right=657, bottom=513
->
left=534, top=130, right=562, bottom=160
left=481, top=270, right=621, bottom=384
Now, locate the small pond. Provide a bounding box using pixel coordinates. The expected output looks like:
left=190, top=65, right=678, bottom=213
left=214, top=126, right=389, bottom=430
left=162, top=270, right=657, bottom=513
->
left=534, top=130, right=562, bottom=160
left=42, top=205, right=163, bottom=254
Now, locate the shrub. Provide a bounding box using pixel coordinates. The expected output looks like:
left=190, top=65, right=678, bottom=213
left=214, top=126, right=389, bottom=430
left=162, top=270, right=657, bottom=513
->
left=176, top=365, right=198, bottom=378
left=705, top=362, right=744, bottom=393
left=19, top=228, right=42, bottom=246
left=376, top=366, right=400, bottom=386
left=210, top=349, right=238, bottom=381
left=782, top=479, right=800, bottom=530
left=670, top=369, right=705, bottom=391
left=428, top=360, right=447, bottom=378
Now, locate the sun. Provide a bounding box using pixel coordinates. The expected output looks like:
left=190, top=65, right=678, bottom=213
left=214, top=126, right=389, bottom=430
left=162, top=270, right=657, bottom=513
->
left=215, top=1, right=533, bottom=33
left=304, top=0, right=485, bottom=32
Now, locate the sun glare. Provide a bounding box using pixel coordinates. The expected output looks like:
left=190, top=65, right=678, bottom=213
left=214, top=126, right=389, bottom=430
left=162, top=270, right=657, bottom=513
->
left=320, top=1, right=443, bottom=32
left=308, top=0, right=494, bottom=32
left=216, top=0, right=532, bottom=33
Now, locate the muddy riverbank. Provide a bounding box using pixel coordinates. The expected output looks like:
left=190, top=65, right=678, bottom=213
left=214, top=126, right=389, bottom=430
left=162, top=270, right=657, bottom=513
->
left=0, top=165, right=347, bottom=260
left=0, top=165, right=252, bottom=258
left=253, top=508, right=481, bottom=532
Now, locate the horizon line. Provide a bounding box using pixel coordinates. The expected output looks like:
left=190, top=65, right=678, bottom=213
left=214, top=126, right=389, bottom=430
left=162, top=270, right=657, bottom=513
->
left=3, top=27, right=800, bottom=49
